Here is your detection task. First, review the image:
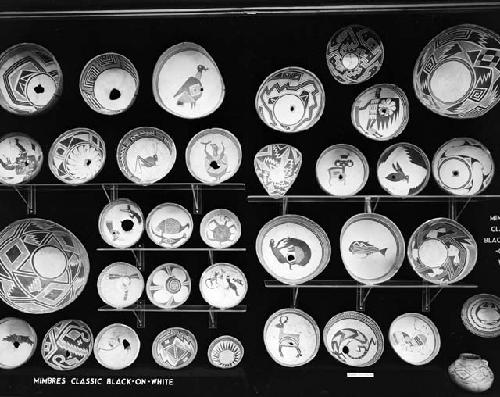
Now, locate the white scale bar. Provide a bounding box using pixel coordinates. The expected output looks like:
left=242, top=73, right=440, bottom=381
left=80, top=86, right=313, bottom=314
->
left=347, top=373, right=374, bottom=378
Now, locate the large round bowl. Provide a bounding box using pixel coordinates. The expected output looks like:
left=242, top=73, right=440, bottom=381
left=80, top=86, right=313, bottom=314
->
left=146, top=203, right=193, bottom=248
left=316, top=144, right=369, bottom=196
left=94, top=323, right=140, bottom=370
left=152, top=327, right=197, bottom=369
left=200, top=209, right=241, bottom=249
left=0, top=317, right=37, bottom=369
left=414, top=24, right=500, bottom=118
left=461, top=294, right=500, bottom=338
left=0, top=218, right=89, bottom=314
left=408, top=217, right=477, bottom=284
left=208, top=335, right=244, bottom=369
left=389, top=313, right=441, bottom=366
left=256, top=214, right=330, bottom=285
left=117, top=127, right=177, bottom=185
left=351, top=84, right=409, bottom=141
left=340, top=213, right=405, bottom=285
left=41, top=319, right=93, bottom=371
left=255, top=66, right=325, bottom=133
left=377, top=142, right=430, bottom=196
left=199, top=263, right=247, bottom=309
left=185, top=128, right=241, bottom=185
left=263, top=308, right=320, bottom=367
left=98, top=198, right=144, bottom=248
left=0, top=43, right=62, bottom=115
left=49, top=127, right=106, bottom=184
left=146, top=263, right=191, bottom=309
left=432, top=138, right=494, bottom=196
left=326, top=25, right=384, bottom=85
left=0, top=133, right=43, bottom=185
left=323, top=311, right=384, bottom=367
left=97, top=262, right=144, bottom=309
left=80, top=52, right=139, bottom=115
left=254, top=144, right=302, bottom=198
left=153, top=42, right=224, bottom=119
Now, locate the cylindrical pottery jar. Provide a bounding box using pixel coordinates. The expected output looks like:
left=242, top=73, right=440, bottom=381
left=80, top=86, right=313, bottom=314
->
left=185, top=128, right=241, bottom=185
left=432, top=138, right=494, bottom=196
left=0, top=133, right=43, bottom=185
left=48, top=127, right=106, bottom=184
left=199, top=263, right=247, bottom=309
left=146, top=263, right=191, bottom=309
left=200, top=209, right=241, bottom=249
left=255, top=67, right=325, bottom=133
left=462, top=294, right=500, bottom=338
left=323, top=311, right=384, bottom=367
left=152, top=327, right=197, bottom=369
left=0, top=317, right=37, bottom=369
left=326, top=25, right=384, bottom=85
left=254, top=144, right=302, bottom=198
left=377, top=143, right=431, bottom=196
left=97, top=262, right=144, bottom=309
left=80, top=52, right=139, bottom=115
left=389, top=313, right=441, bottom=366
left=316, top=144, right=369, bottom=196
left=208, top=335, right=244, bottom=369
left=116, top=127, right=177, bottom=185
left=449, top=353, right=494, bottom=393
left=98, top=198, right=144, bottom=248
left=263, top=308, right=320, bottom=367
left=0, top=43, right=62, bottom=115
left=41, top=319, right=93, bottom=370
left=408, top=217, right=477, bottom=284
left=351, top=84, right=409, bottom=141
left=146, top=202, right=193, bottom=248
left=94, top=323, right=140, bottom=370
left=340, top=213, right=405, bottom=285
left=414, top=24, right=500, bottom=119
left=153, top=42, right=224, bottom=119
left=256, top=214, right=331, bottom=285
left=0, top=218, right=89, bottom=314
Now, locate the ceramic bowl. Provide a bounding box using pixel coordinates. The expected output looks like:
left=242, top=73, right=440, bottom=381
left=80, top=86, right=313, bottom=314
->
left=0, top=133, right=43, bottom=185
left=152, top=327, right=197, bottom=369
left=199, top=263, right=247, bottom=309
left=146, top=263, right=191, bottom=309
left=94, top=323, right=140, bottom=370
left=146, top=203, right=193, bottom=248
left=0, top=317, right=37, bottom=369
left=97, top=262, right=144, bottom=309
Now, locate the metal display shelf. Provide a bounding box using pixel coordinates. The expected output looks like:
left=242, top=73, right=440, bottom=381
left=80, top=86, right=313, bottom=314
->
left=98, top=302, right=247, bottom=329
left=264, top=280, right=478, bottom=312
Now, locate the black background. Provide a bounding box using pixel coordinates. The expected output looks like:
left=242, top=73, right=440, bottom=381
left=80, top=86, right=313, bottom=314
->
left=0, top=6, right=499, bottom=397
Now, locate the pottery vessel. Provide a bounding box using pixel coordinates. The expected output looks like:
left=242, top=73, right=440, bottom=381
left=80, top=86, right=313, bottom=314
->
left=316, top=144, right=369, bottom=196
left=351, top=84, right=409, bottom=141
left=0, top=218, right=89, bottom=314
left=432, top=138, right=494, bottom=196
left=49, top=127, right=106, bottom=184
left=146, top=263, right=191, bottom=309
left=117, top=126, right=176, bottom=185
left=153, top=42, right=224, bottom=119
left=208, top=335, right=244, bottom=369
left=256, top=214, right=330, bottom=285
left=340, top=213, right=405, bottom=285
left=255, top=67, right=325, bottom=133
left=146, top=203, right=193, bottom=248
left=254, top=144, right=302, bottom=198
left=414, top=24, right=500, bottom=118
left=97, top=262, right=144, bottom=309
left=94, top=323, right=140, bottom=370
left=152, top=327, right=197, bottom=369
left=199, top=263, right=247, bottom=309
left=462, top=294, right=500, bottom=338
left=377, top=143, right=430, bottom=196
left=185, top=128, right=241, bottom=185
left=80, top=52, right=138, bottom=115
left=0, top=317, right=37, bottom=369
left=323, top=311, right=384, bottom=367
left=0, top=43, right=62, bottom=115
left=449, top=353, right=494, bottom=392
left=389, top=313, right=441, bottom=365
left=326, top=25, right=384, bottom=84
left=200, top=209, right=241, bottom=249
left=408, top=217, right=477, bottom=284
left=41, top=319, right=93, bottom=370
left=263, top=308, right=320, bottom=367
left=98, top=198, right=144, bottom=248
left=0, top=133, right=43, bottom=185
